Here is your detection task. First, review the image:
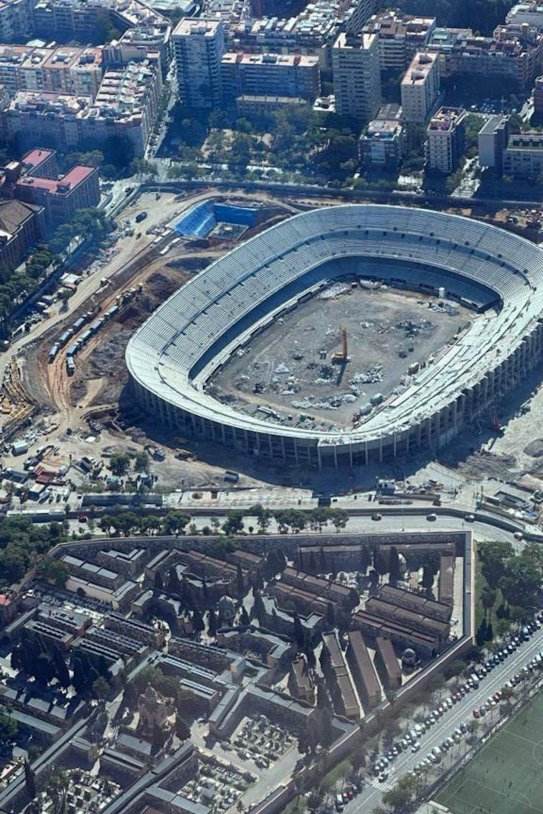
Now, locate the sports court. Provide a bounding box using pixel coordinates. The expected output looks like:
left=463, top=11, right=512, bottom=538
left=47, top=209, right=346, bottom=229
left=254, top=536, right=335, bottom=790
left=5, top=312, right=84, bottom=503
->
left=435, top=690, right=543, bottom=814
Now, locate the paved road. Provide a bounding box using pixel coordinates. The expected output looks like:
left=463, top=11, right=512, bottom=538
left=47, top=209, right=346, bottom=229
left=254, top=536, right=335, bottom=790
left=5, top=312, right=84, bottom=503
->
left=345, top=627, right=543, bottom=812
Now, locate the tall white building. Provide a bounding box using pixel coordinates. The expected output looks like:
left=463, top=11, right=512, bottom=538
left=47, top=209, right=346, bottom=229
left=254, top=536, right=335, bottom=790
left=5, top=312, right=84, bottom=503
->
left=478, top=114, right=509, bottom=171
left=332, top=32, right=381, bottom=122
left=426, top=107, right=466, bottom=173
left=172, top=18, right=224, bottom=109
left=401, top=51, right=440, bottom=124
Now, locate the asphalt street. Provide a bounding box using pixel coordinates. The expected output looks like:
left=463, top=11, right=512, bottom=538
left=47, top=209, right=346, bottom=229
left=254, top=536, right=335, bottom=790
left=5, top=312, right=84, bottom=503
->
left=345, top=626, right=543, bottom=812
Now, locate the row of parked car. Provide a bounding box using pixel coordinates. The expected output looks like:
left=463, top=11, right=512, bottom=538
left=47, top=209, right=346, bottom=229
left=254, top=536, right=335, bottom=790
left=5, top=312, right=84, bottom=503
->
left=370, top=616, right=543, bottom=785
left=418, top=617, right=543, bottom=773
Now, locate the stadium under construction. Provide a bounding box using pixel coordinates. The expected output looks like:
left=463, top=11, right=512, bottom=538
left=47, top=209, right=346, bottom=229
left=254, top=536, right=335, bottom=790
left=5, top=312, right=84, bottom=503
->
left=125, top=204, right=543, bottom=468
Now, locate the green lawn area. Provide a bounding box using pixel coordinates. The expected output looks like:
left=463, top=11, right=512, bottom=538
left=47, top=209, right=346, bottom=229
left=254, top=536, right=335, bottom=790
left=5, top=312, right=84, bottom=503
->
left=435, top=690, right=543, bottom=814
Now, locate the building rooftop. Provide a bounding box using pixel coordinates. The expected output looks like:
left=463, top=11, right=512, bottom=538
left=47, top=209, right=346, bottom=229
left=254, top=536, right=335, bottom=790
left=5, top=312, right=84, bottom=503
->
left=402, top=51, right=438, bottom=85
left=427, top=106, right=466, bottom=132
left=173, top=17, right=222, bottom=36
left=17, top=165, right=96, bottom=194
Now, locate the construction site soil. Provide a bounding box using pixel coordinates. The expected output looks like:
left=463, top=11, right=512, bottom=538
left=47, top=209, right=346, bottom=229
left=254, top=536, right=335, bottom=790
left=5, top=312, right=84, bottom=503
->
left=209, top=284, right=475, bottom=432
left=70, top=269, right=185, bottom=408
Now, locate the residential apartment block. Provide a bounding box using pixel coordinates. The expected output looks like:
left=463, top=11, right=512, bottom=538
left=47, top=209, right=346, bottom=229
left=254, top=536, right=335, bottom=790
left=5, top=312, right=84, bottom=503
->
left=2, top=58, right=161, bottom=157
left=332, top=31, right=381, bottom=122
left=506, top=2, right=543, bottom=29
left=11, top=149, right=100, bottom=231
left=426, top=106, right=466, bottom=173
left=363, top=10, right=436, bottom=71
left=503, top=132, right=543, bottom=178
left=221, top=52, right=320, bottom=104
left=0, top=0, right=35, bottom=42
left=400, top=50, right=440, bottom=124
left=359, top=103, right=405, bottom=168
left=478, top=114, right=509, bottom=171
left=173, top=18, right=224, bottom=108
left=0, top=44, right=103, bottom=98
left=428, top=22, right=543, bottom=87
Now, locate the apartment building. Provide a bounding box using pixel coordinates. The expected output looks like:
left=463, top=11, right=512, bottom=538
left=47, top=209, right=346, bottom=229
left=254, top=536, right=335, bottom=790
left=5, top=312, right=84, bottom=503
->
left=230, top=0, right=375, bottom=72
left=89, top=59, right=162, bottom=154
left=332, top=31, right=381, bottom=122
left=5, top=148, right=100, bottom=232
left=428, top=23, right=543, bottom=87
left=401, top=51, right=440, bottom=124
left=426, top=106, right=466, bottom=173
left=426, top=27, right=474, bottom=78
left=506, top=2, right=543, bottom=28
left=478, top=114, right=509, bottom=171
left=4, top=58, right=161, bottom=157
left=359, top=103, right=405, bottom=168
left=363, top=10, right=436, bottom=71
left=105, top=25, right=171, bottom=75
left=221, top=52, right=320, bottom=104
left=0, top=198, right=43, bottom=272
left=31, top=0, right=169, bottom=42
left=0, top=45, right=103, bottom=98
left=503, top=132, right=543, bottom=178
left=0, top=0, right=34, bottom=42
left=173, top=18, right=224, bottom=108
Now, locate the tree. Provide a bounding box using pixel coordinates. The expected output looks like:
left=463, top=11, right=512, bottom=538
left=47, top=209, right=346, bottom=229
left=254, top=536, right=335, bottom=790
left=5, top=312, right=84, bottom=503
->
left=163, top=512, right=191, bottom=536
left=293, top=612, right=305, bottom=648
left=481, top=585, right=497, bottom=619
left=72, top=654, right=91, bottom=695
left=175, top=715, right=191, bottom=740
left=110, top=453, right=131, bottom=476
left=92, top=675, right=111, bottom=700
left=154, top=570, right=164, bottom=593
left=382, top=773, right=418, bottom=812
left=208, top=608, right=218, bottom=637
left=239, top=605, right=250, bottom=626
left=24, top=759, right=35, bottom=799
left=500, top=556, right=541, bottom=611
left=36, top=557, right=69, bottom=588
left=389, top=546, right=401, bottom=584
left=134, top=451, right=149, bottom=472
left=52, top=647, right=71, bottom=688
left=422, top=563, right=436, bottom=591
left=236, top=563, right=245, bottom=597
left=167, top=567, right=181, bottom=596
left=250, top=504, right=272, bottom=534
left=330, top=508, right=348, bottom=532
left=0, top=711, right=18, bottom=746
left=34, top=652, right=56, bottom=686
left=252, top=590, right=266, bottom=624
left=264, top=548, right=287, bottom=579
left=223, top=510, right=245, bottom=536
left=479, top=541, right=513, bottom=589
left=192, top=608, right=205, bottom=634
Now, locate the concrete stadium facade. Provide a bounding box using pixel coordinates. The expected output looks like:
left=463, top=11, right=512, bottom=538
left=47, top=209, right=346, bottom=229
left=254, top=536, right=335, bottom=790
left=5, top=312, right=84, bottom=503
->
left=126, top=204, right=543, bottom=468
